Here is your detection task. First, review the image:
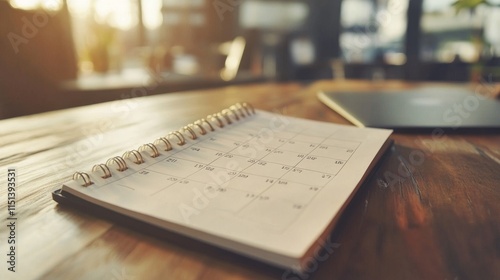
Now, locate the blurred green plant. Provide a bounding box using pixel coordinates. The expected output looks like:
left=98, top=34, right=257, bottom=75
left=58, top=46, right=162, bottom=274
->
left=452, top=0, right=491, bottom=12
left=451, top=0, right=494, bottom=81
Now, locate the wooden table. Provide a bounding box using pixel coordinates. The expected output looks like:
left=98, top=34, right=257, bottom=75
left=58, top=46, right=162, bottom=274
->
left=0, top=80, right=499, bottom=279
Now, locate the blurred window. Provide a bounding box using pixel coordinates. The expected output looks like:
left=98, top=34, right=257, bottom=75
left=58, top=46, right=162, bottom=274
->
left=420, top=0, right=500, bottom=63
left=65, top=0, right=141, bottom=73
left=8, top=0, right=210, bottom=76
left=239, top=1, right=309, bottom=31
left=340, top=0, right=409, bottom=65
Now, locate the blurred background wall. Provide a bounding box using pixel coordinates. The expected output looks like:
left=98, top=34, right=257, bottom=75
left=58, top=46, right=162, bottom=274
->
left=1, top=0, right=499, bottom=118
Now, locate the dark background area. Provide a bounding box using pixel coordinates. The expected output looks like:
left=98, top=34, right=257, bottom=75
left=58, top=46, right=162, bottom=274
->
left=1, top=0, right=499, bottom=119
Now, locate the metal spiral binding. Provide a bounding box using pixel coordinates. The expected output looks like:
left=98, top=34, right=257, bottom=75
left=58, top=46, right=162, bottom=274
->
left=106, top=156, right=128, bottom=171
left=207, top=113, right=225, bottom=128
left=169, top=131, right=186, bottom=145
left=73, top=172, right=93, bottom=187
left=92, top=164, right=112, bottom=179
left=123, top=150, right=145, bottom=164
left=72, top=102, right=256, bottom=187
left=194, top=119, right=214, bottom=132
left=139, top=143, right=160, bottom=158
left=182, top=125, right=198, bottom=140
left=154, top=137, right=173, bottom=151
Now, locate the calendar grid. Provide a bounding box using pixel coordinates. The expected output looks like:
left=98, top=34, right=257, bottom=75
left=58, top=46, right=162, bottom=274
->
left=107, top=113, right=365, bottom=232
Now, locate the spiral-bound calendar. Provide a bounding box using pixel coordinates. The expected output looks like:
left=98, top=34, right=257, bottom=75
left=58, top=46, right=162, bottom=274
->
left=53, top=103, right=392, bottom=271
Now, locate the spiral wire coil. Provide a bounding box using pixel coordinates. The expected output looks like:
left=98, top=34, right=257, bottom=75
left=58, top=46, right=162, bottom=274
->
left=72, top=103, right=255, bottom=187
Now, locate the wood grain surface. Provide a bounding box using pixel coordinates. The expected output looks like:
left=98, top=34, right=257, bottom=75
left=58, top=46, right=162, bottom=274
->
left=0, top=80, right=499, bottom=280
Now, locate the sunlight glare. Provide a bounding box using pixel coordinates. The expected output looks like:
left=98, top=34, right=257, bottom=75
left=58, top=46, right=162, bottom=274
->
left=94, top=0, right=137, bottom=30
left=66, top=0, right=92, bottom=18
left=143, top=0, right=163, bottom=30
left=10, top=0, right=62, bottom=11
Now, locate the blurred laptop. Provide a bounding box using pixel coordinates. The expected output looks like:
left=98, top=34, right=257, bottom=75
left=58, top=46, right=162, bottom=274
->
left=318, top=86, right=500, bottom=131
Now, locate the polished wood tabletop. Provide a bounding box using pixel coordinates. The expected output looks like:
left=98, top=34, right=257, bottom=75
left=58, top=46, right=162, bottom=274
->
left=0, top=80, right=499, bottom=280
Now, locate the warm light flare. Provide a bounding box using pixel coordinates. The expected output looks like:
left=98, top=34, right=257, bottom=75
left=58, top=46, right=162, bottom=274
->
left=9, top=0, right=62, bottom=11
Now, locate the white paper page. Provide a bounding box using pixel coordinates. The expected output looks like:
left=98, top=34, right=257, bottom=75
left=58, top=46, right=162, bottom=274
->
left=62, top=110, right=392, bottom=268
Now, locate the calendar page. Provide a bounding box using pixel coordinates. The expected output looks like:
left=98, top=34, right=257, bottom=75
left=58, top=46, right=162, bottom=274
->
left=61, top=110, right=392, bottom=269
